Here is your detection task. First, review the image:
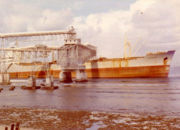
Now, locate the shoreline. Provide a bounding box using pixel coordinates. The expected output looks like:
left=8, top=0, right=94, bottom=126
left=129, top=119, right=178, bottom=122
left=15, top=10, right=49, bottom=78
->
left=0, top=107, right=180, bottom=130
left=1, top=105, right=179, bottom=117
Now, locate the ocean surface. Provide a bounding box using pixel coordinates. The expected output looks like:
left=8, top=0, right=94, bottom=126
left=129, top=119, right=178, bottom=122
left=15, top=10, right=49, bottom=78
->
left=1, top=75, right=180, bottom=116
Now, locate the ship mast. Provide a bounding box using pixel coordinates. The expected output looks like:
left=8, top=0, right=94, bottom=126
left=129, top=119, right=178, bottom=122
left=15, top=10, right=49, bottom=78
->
left=124, top=36, right=132, bottom=58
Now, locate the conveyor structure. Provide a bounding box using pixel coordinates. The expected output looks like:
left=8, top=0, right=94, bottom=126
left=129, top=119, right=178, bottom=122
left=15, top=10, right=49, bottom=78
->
left=0, top=27, right=96, bottom=85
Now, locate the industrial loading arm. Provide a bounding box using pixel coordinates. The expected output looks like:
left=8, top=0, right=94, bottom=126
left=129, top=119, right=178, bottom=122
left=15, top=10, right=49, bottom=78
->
left=0, top=27, right=97, bottom=84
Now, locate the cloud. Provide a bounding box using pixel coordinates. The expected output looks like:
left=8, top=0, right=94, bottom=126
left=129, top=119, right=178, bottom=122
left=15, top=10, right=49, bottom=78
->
left=130, top=0, right=179, bottom=44
left=72, top=0, right=180, bottom=66
left=28, top=9, right=73, bottom=31
left=72, top=10, right=131, bottom=57
left=0, top=0, right=73, bottom=32
left=0, top=0, right=73, bottom=47
left=0, top=0, right=180, bottom=66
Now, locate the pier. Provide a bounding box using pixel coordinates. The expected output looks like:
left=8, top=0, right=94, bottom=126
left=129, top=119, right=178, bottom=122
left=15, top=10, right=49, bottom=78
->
left=0, top=27, right=96, bottom=86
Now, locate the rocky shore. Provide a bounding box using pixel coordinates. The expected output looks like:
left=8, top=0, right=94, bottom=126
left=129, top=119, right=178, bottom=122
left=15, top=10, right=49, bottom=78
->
left=0, top=107, right=180, bottom=130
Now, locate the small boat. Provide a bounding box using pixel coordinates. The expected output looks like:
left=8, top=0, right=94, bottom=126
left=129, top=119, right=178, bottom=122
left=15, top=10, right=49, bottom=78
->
left=21, top=85, right=41, bottom=90
left=9, top=86, right=15, bottom=91
left=40, top=86, right=58, bottom=90
left=0, top=88, right=3, bottom=92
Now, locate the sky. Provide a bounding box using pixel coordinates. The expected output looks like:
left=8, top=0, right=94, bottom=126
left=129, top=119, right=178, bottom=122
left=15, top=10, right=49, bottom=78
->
left=0, top=0, right=180, bottom=66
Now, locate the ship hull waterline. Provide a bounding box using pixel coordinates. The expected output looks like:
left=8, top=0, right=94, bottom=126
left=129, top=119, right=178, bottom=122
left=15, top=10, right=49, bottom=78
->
left=8, top=65, right=170, bottom=79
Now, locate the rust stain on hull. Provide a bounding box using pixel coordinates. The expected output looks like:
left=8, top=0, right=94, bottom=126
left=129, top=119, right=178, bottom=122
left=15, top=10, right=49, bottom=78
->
left=86, top=65, right=169, bottom=78
left=9, top=65, right=170, bottom=79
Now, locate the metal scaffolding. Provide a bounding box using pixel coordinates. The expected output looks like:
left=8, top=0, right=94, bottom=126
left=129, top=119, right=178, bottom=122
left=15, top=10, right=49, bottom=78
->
left=0, top=27, right=96, bottom=84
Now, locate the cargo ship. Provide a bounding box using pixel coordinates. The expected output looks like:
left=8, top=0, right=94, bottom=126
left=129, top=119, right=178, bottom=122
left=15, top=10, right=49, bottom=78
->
left=8, top=50, right=175, bottom=79
left=85, top=50, right=175, bottom=78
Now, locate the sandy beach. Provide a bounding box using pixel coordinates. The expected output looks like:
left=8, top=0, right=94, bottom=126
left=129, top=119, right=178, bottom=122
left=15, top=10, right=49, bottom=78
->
left=0, top=107, right=180, bottom=130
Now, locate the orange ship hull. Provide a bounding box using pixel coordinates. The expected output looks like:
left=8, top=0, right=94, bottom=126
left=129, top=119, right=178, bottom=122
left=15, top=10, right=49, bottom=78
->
left=9, top=65, right=169, bottom=79
left=85, top=65, right=169, bottom=78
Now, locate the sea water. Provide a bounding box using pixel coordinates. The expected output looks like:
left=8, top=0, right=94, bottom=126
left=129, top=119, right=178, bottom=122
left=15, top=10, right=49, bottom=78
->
left=0, top=76, right=180, bottom=116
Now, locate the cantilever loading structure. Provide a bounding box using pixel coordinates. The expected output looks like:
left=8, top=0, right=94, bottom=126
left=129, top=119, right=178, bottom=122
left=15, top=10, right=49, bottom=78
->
left=0, top=27, right=97, bottom=84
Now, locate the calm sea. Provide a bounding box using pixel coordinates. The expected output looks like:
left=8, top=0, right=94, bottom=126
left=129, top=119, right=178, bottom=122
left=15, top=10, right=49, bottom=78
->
left=1, top=72, right=180, bottom=116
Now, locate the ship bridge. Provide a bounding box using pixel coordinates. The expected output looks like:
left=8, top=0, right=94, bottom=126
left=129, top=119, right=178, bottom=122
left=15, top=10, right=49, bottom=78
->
left=0, top=27, right=96, bottom=84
